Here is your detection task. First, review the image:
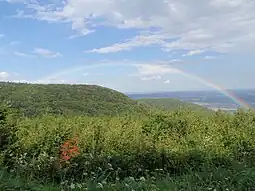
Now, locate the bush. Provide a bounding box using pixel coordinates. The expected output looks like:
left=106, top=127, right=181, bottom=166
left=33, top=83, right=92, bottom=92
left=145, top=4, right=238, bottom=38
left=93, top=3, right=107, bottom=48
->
left=1, top=108, right=255, bottom=190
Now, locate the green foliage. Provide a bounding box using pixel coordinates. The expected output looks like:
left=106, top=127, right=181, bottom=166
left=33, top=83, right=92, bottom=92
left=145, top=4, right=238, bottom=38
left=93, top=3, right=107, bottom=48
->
left=1, top=107, right=255, bottom=190
left=0, top=104, right=19, bottom=148
left=1, top=165, right=255, bottom=190
left=0, top=82, right=146, bottom=117
left=1, top=83, right=254, bottom=190
left=138, top=98, right=214, bottom=116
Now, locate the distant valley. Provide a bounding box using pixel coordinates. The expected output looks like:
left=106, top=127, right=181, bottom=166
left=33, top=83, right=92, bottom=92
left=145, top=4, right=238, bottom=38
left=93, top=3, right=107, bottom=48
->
left=128, top=89, right=255, bottom=112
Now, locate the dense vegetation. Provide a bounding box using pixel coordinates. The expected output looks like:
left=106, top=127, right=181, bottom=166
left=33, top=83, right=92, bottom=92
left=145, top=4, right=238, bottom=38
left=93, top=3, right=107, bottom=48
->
left=0, top=83, right=255, bottom=190
left=138, top=98, right=213, bottom=115
left=0, top=82, right=145, bottom=117
left=1, top=106, right=255, bottom=190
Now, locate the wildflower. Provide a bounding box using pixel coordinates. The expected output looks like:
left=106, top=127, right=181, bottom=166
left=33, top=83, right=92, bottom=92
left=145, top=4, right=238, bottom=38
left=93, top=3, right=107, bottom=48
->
left=77, top=183, right=82, bottom=189
left=70, top=183, right=75, bottom=189
left=98, top=167, right=102, bottom=171
left=96, top=183, right=103, bottom=189
left=62, top=154, right=71, bottom=161
left=59, top=136, right=80, bottom=163
left=62, top=142, right=69, bottom=148
left=109, top=167, right=114, bottom=171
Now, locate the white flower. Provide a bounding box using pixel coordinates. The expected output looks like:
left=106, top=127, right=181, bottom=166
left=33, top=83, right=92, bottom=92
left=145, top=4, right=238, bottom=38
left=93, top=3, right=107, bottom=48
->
left=70, top=183, right=75, bottom=189
left=77, top=183, right=82, bottom=189
left=97, top=183, right=103, bottom=189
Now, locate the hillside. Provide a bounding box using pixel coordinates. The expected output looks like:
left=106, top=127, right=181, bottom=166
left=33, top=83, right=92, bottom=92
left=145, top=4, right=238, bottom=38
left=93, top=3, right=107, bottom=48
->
left=1, top=83, right=254, bottom=190
left=138, top=98, right=214, bottom=114
left=0, top=82, right=145, bottom=117
left=1, top=105, right=255, bottom=190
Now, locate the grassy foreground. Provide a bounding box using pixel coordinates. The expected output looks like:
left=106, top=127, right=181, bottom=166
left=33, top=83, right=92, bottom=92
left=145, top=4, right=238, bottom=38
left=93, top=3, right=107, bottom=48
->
left=1, top=166, right=255, bottom=190
left=1, top=106, right=255, bottom=190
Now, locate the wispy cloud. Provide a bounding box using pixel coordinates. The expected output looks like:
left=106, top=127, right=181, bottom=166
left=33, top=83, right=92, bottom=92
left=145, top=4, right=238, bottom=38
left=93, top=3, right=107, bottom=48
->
left=13, top=48, right=62, bottom=58
left=14, top=51, right=33, bottom=58
left=0, top=34, right=5, bottom=39
left=38, top=60, right=182, bottom=84
left=5, top=0, right=25, bottom=3
left=140, top=75, right=162, bottom=81
left=34, top=48, right=62, bottom=58
left=130, top=63, right=182, bottom=82
left=204, top=56, right=217, bottom=60
left=6, top=0, right=255, bottom=54
left=183, top=49, right=205, bottom=57
left=86, top=34, right=165, bottom=53
left=68, top=30, right=94, bottom=39
left=0, top=72, right=10, bottom=80
left=135, top=64, right=181, bottom=76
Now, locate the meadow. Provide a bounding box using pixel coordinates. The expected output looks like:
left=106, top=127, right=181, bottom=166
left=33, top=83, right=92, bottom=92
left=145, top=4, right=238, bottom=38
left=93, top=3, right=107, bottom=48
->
left=1, top=105, right=255, bottom=190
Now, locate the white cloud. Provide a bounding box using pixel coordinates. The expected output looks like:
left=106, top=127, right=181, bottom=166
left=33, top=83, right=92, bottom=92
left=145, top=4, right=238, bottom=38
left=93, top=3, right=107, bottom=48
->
left=0, top=72, right=10, bottom=80
left=0, top=34, right=5, bottom=39
left=140, top=75, right=162, bottom=81
left=170, top=59, right=182, bottom=63
left=164, top=80, right=170, bottom=84
left=83, top=72, right=89, bottom=76
left=34, top=48, right=62, bottom=58
left=11, top=79, right=31, bottom=83
left=204, top=56, right=217, bottom=60
left=8, top=0, right=255, bottom=53
left=14, top=51, right=33, bottom=58
left=37, top=60, right=184, bottom=87
left=135, top=64, right=181, bottom=76
left=86, top=34, right=165, bottom=53
left=5, top=0, right=25, bottom=3
left=69, top=31, right=94, bottom=39
left=183, top=49, right=205, bottom=57
left=0, top=72, right=35, bottom=83
left=13, top=48, right=61, bottom=58
left=131, top=63, right=182, bottom=82
left=13, top=79, right=67, bottom=84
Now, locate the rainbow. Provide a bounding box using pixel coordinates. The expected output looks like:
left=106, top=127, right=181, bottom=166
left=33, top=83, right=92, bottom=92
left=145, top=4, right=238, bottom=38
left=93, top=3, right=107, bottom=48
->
left=176, top=70, right=253, bottom=110
left=39, top=63, right=253, bottom=111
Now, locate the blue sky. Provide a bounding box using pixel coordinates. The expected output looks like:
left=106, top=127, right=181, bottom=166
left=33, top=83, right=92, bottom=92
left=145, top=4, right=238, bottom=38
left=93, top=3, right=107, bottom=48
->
left=0, top=0, right=255, bottom=93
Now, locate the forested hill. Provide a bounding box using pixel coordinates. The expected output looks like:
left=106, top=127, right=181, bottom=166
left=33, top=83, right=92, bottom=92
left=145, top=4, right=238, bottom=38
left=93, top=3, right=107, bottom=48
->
left=0, top=82, right=214, bottom=117
left=0, top=82, right=145, bottom=117
left=137, top=98, right=213, bottom=115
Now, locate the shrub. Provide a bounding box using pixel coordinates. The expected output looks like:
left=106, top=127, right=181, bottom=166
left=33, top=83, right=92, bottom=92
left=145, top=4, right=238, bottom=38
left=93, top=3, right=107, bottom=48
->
left=1, top=108, right=255, bottom=188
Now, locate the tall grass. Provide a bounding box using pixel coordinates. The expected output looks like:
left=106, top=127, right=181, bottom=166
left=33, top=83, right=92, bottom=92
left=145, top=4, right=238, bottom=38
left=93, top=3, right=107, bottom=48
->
left=1, top=108, right=255, bottom=190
